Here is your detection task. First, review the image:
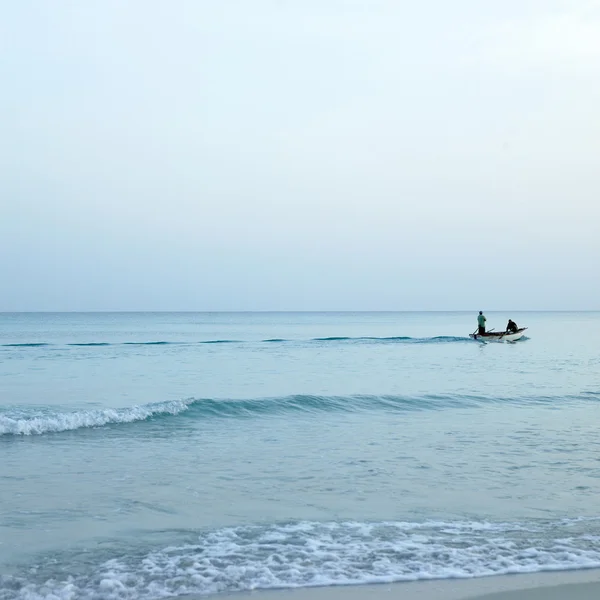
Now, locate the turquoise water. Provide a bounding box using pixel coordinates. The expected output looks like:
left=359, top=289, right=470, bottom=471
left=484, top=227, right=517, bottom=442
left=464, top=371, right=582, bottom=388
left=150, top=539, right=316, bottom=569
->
left=1, top=312, right=600, bottom=599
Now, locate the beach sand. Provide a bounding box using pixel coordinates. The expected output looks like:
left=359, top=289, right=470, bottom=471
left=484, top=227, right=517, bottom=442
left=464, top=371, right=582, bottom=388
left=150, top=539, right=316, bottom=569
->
left=196, top=569, right=600, bottom=600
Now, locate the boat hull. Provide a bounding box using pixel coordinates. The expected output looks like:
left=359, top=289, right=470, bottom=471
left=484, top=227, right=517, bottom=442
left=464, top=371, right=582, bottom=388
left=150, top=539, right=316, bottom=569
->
left=469, top=327, right=527, bottom=342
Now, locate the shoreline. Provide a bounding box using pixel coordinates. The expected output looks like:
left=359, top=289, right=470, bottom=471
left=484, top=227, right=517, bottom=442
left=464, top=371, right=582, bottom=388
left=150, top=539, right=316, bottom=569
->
left=194, top=569, right=600, bottom=600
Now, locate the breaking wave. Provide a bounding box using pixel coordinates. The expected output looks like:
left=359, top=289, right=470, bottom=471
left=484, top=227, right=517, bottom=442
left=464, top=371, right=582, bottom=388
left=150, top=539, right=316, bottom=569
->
left=0, top=392, right=593, bottom=437
left=2, top=518, right=600, bottom=599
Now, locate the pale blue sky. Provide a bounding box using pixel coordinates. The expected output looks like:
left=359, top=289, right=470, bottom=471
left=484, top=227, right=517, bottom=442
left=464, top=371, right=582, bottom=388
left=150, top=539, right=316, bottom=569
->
left=2, top=1, right=599, bottom=310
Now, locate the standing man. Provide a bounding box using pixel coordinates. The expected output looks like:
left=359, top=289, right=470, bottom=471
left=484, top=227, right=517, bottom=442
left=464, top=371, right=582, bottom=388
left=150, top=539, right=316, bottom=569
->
left=477, top=311, right=486, bottom=335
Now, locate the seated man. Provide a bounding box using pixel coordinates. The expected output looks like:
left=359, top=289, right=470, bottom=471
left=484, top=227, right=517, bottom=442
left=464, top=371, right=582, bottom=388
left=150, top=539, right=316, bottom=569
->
left=506, top=319, right=518, bottom=333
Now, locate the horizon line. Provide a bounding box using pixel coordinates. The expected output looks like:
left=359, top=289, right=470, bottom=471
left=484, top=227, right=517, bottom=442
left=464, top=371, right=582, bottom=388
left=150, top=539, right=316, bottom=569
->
left=1, top=310, right=599, bottom=314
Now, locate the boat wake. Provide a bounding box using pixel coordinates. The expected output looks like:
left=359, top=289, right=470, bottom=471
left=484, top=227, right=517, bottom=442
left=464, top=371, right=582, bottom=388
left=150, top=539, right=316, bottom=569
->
left=1, top=336, right=473, bottom=349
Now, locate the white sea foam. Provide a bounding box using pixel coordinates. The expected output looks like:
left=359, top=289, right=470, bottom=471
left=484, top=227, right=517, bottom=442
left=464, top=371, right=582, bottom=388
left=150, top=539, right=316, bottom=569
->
left=0, top=399, right=194, bottom=436
left=2, top=519, right=600, bottom=600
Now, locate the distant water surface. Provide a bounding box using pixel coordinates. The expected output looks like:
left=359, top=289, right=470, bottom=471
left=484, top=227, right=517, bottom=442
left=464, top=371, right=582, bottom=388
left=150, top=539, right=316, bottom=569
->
left=1, top=312, right=600, bottom=600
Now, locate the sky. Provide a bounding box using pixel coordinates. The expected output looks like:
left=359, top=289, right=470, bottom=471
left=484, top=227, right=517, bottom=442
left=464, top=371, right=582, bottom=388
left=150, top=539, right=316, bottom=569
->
left=1, top=0, right=599, bottom=311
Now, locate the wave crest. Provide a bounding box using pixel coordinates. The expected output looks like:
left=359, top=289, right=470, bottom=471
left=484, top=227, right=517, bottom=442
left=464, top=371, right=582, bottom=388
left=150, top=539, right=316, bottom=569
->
left=1, top=392, right=593, bottom=437
left=0, top=399, right=194, bottom=436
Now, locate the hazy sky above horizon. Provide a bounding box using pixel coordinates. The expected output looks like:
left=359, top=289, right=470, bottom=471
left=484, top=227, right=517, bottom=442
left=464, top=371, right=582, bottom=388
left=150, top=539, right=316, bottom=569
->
left=2, top=1, right=599, bottom=311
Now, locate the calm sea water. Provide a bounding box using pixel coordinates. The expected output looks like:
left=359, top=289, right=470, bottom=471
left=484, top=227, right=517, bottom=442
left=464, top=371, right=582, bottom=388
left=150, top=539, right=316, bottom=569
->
left=1, top=312, right=600, bottom=599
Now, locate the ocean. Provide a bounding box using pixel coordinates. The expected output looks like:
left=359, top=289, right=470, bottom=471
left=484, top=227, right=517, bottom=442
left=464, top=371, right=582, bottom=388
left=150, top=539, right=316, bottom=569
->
left=1, top=311, right=600, bottom=600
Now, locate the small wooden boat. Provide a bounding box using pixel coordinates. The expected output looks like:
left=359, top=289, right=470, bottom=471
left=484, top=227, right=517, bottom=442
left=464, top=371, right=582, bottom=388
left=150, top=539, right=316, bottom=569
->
left=469, top=327, right=527, bottom=342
